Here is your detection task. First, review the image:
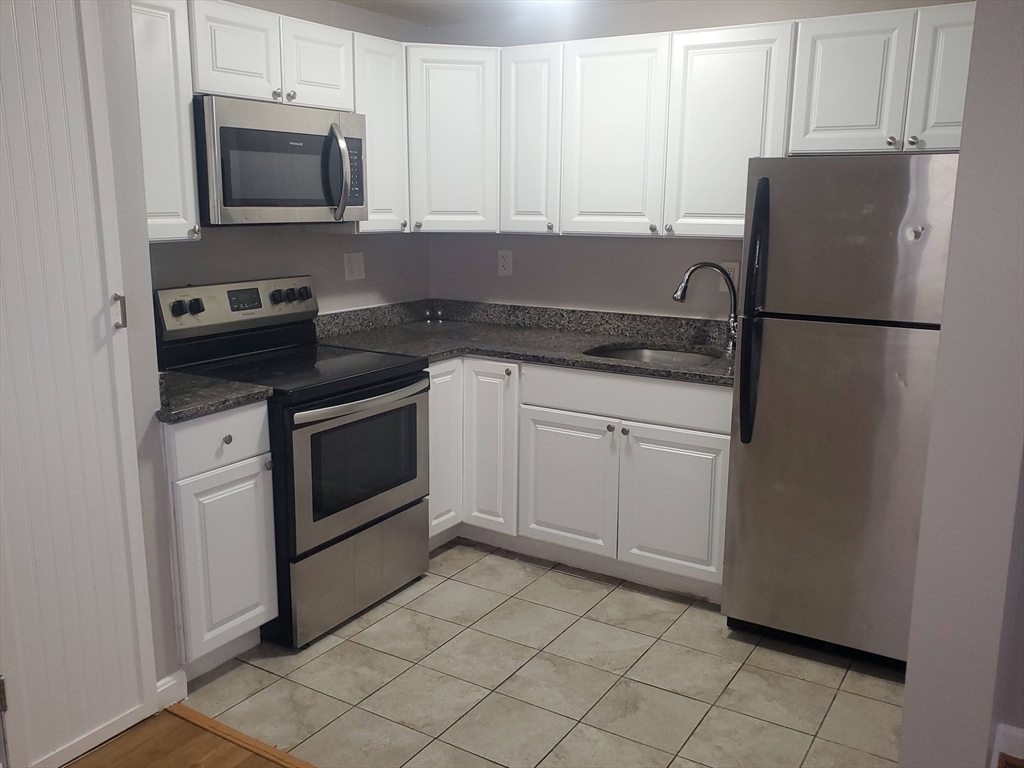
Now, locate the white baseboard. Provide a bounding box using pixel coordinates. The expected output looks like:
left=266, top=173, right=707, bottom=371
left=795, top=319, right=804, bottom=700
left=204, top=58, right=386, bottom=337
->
left=991, top=723, right=1024, bottom=767
left=156, top=669, right=187, bottom=709
left=183, top=628, right=261, bottom=681
left=428, top=524, right=461, bottom=551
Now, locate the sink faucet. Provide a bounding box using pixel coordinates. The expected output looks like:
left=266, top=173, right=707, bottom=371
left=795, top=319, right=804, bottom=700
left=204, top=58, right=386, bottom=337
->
left=672, top=262, right=738, bottom=353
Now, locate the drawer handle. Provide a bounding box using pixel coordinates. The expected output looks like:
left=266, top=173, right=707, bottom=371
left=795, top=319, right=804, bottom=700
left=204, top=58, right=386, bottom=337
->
left=222, top=434, right=233, bottom=445
left=505, top=368, right=512, bottom=376
left=621, top=427, right=630, bottom=435
left=606, top=424, right=614, bottom=432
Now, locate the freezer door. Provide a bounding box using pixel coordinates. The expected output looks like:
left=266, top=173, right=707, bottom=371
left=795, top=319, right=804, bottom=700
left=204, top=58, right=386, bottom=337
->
left=741, top=154, right=958, bottom=324
left=722, top=317, right=939, bottom=660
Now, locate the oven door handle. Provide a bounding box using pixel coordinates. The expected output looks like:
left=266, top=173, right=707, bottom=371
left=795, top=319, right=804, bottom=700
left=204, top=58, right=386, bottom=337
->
left=330, top=122, right=350, bottom=222
left=293, top=379, right=428, bottom=426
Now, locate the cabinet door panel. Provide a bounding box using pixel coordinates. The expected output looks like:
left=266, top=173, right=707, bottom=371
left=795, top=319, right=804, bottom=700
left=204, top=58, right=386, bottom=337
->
left=280, top=17, right=354, bottom=111
left=790, top=9, right=915, bottom=153
left=664, top=23, right=793, bottom=238
left=519, top=406, right=619, bottom=556
left=618, top=422, right=728, bottom=583
left=408, top=46, right=499, bottom=232
left=174, top=454, right=277, bottom=661
left=428, top=360, right=463, bottom=535
left=562, top=35, right=670, bottom=235
left=131, top=0, right=199, bottom=241
left=904, top=3, right=974, bottom=151
left=355, top=34, right=409, bottom=233
left=500, top=43, right=563, bottom=233
left=463, top=360, right=518, bottom=534
left=190, top=0, right=281, bottom=102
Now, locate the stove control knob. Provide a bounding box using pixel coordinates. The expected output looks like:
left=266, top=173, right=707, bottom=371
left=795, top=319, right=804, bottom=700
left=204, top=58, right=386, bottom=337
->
left=285, top=288, right=297, bottom=303
left=170, top=299, right=187, bottom=317
left=188, top=297, right=205, bottom=315
left=270, top=289, right=284, bottom=305
left=297, top=286, right=312, bottom=301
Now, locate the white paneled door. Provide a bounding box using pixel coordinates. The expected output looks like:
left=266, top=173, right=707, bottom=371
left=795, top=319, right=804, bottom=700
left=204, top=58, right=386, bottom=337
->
left=0, top=1, right=158, bottom=766
left=664, top=23, right=794, bottom=238
left=561, top=34, right=670, bottom=235
left=428, top=360, right=464, bottom=535
left=280, top=16, right=354, bottom=111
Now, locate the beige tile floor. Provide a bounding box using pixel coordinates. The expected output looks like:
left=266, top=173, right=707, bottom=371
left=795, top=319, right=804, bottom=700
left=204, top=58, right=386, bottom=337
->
left=185, top=538, right=905, bottom=768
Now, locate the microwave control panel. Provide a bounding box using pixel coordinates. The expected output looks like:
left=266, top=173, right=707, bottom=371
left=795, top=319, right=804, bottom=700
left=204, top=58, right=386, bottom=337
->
left=345, top=137, right=364, bottom=207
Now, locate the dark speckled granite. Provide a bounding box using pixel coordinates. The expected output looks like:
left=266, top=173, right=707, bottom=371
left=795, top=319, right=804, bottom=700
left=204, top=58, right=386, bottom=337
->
left=314, top=299, right=432, bottom=337
left=157, top=371, right=272, bottom=424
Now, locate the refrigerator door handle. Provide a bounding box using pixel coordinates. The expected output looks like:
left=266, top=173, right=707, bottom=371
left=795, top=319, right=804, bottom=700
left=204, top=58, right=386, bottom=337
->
left=739, top=176, right=769, bottom=444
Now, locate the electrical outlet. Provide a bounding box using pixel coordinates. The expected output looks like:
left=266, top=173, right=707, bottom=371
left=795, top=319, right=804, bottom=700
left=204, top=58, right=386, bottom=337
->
left=498, top=250, right=513, bottom=277
left=721, top=262, right=740, bottom=292
left=344, top=252, right=365, bottom=281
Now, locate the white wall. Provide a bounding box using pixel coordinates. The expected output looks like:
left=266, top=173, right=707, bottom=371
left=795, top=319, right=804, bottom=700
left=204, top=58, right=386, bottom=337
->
left=901, top=1, right=1024, bottom=766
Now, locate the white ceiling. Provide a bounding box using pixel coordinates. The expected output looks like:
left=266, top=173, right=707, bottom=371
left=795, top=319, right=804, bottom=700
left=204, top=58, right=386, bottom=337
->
left=340, top=0, right=646, bottom=28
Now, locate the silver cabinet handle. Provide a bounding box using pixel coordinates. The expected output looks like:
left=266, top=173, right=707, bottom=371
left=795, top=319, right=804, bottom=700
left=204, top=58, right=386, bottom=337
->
left=621, top=427, right=630, bottom=435
left=546, top=222, right=554, bottom=231
left=330, top=122, right=351, bottom=222
left=191, top=224, right=201, bottom=237
left=265, top=460, right=273, bottom=471
left=401, top=220, right=408, bottom=229
left=665, top=224, right=674, bottom=232
left=886, top=136, right=897, bottom=146
left=505, top=368, right=512, bottom=376
left=223, top=434, right=233, bottom=445
left=414, top=221, right=422, bottom=229
left=286, top=90, right=297, bottom=101
left=649, top=223, right=658, bottom=233
left=272, top=88, right=282, bottom=100
left=294, top=379, right=429, bottom=426
left=606, top=424, right=614, bottom=432
left=112, top=293, right=127, bottom=329
left=907, top=135, right=919, bottom=146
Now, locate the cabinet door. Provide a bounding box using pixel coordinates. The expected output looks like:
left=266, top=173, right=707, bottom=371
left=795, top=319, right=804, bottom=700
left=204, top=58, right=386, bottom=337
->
left=132, top=0, right=200, bottom=242
left=617, top=422, right=729, bottom=584
left=463, top=360, right=518, bottom=534
left=173, top=454, right=277, bottom=661
left=281, top=17, right=354, bottom=111
left=664, top=23, right=793, bottom=238
left=428, top=360, right=463, bottom=536
left=407, top=45, right=499, bottom=232
left=355, top=34, right=410, bottom=233
left=500, top=43, right=563, bottom=234
left=561, top=34, right=670, bottom=235
left=790, top=9, right=915, bottom=153
left=190, top=0, right=282, bottom=102
left=519, top=406, right=619, bottom=557
left=903, top=3, right=974, bottom=152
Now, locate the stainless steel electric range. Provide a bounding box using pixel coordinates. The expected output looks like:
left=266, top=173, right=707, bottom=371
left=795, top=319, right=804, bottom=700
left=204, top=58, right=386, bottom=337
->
left=155, top=276, right=429, bottom=648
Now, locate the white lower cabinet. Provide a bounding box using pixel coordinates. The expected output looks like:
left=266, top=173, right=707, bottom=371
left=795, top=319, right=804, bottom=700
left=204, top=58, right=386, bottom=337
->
left=173, top=453, right=276, bottom=662
left=617, top=421, right=729, bottom=583
left=462, top=360, right=519, bottom=534
left=518, top=406, right=620, bottom=556
left=428, top=359, right=464, bottom=535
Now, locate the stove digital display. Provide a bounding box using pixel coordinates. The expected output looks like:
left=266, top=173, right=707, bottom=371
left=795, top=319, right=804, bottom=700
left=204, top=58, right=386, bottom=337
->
left=228, top=287, right=263, bottom=312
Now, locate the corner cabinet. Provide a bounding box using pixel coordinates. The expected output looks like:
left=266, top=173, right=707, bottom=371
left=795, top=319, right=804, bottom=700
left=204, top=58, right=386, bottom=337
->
left=407, top=45, right=500, bottom=232
left=663, top=23, right=793, bottom=239
left=131, top=0, right=200, bottom=242
left=355, top=34, right=410, bottom=233
left=500, top=43, right=563, bottom=234
left=561, top=34, right=670, bottom=236
left=428, top=359, right=464, bottom=535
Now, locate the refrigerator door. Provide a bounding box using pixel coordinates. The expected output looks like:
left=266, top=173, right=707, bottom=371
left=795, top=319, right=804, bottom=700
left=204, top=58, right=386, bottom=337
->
left=742, top=154, right=958, bottom=325
left=722, top=316, right=940, bottom=660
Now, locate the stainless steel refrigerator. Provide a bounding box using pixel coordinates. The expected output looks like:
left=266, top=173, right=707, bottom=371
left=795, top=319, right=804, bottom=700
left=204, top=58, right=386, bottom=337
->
left=721, top=153, right=959, bottom=661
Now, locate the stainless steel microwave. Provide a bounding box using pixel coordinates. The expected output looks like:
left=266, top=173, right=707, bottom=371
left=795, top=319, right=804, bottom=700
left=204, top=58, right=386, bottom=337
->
left=194, top=94, right=367, bottom=225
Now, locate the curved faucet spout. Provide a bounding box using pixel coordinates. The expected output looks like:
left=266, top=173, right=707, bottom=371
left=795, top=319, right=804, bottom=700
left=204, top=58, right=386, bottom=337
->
left=672, top=262, right=738, bottom=351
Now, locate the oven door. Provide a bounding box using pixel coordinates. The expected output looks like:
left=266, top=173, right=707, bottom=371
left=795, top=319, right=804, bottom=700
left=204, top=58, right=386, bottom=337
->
left=197, top=94, right=366, bottom=225
left=290, top=378, right=428, bottom=555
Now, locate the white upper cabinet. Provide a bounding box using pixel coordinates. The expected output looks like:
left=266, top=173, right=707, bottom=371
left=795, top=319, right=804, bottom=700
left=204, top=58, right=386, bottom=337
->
left=663, top=23, right=793, bottom=239
left=191, top=0, right=282, bottom=102
left=790, top=9, right=916, bottom=153
left=428, top=360, right=464, bottom=536
left=407, top=45, right=500, bottom=232
left=561, top=34, right=670, bottom=236
left=131, top=0, right=199, bottom=242
left=280, top=16, right=354, bottom=110
left=355, top=34, right=410, bottom=233
left=500, top=43, right=563, bottom=234
left=904, top=3, right=975, bottom=151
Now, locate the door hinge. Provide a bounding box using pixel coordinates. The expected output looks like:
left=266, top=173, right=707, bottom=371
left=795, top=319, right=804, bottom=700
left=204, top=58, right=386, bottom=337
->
left=0, top=675, right=7, bottom=713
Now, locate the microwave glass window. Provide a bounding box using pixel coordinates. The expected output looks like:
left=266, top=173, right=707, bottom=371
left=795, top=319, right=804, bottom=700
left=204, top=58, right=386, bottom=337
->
left=309, top=405, right=417, bottom=521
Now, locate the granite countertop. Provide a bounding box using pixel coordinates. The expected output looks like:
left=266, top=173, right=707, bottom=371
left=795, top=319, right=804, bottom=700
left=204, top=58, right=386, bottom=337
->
left=156, top=371, right=273, bottom=424
left=322, top=320, right=734, bottom=386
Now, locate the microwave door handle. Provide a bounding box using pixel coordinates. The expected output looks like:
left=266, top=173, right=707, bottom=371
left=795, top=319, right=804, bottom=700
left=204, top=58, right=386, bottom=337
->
left=330, top=122, right=350, bottom=221
left=293, top=379, right=428, bottom=426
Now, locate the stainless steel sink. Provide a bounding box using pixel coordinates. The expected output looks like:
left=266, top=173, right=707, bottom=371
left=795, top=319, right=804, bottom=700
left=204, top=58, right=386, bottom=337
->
left=585, top=347, right=722, bottom=366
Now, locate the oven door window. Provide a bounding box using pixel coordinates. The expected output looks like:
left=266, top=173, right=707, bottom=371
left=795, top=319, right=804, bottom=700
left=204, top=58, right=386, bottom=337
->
left=219, top=126, right=340, bottom=208
left=309, top=404, right=417, bottom=521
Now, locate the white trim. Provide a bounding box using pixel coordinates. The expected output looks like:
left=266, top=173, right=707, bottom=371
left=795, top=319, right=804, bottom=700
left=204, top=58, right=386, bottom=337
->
left=183, top=629, right=261, bottom=681
left=156, top=671, right=188, bottom=709
left=991, top=724, right=1024, bottom=767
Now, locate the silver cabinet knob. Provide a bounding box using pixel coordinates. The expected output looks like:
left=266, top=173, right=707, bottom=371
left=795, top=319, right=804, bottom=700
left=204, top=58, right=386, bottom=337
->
left=621, top=427, right=630, bottom=436
left=606, top=424, right=615, bottom=432
left=414, top=221, right=422, bottom=229
left=907, top=135, right=919, bottom=146
left=264, top=460, right=273, bottom=471
left=191, top=224, right=201, bottom=236
left=223, top=434, right=233, bottom=445
left=272, top=88, right=282, bottom=100
left=286, top=90, right=297, bottom=102
left=505, top=368, right=512, bottom=376
left=546, top=222, right=554, bottom=231
left=665, top=224, right=674, bottom=233
left=886, top=136, right=897, bottom=146
left=649, top=223, right=658, bottom=233
left=401, top=220, right=408, bottom=229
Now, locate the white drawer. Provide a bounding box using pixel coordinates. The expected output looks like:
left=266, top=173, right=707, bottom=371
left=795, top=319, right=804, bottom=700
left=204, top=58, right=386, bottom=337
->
left=164, top=402, right=271, bottom=481
left=520, top=363, right=733, bottom=434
